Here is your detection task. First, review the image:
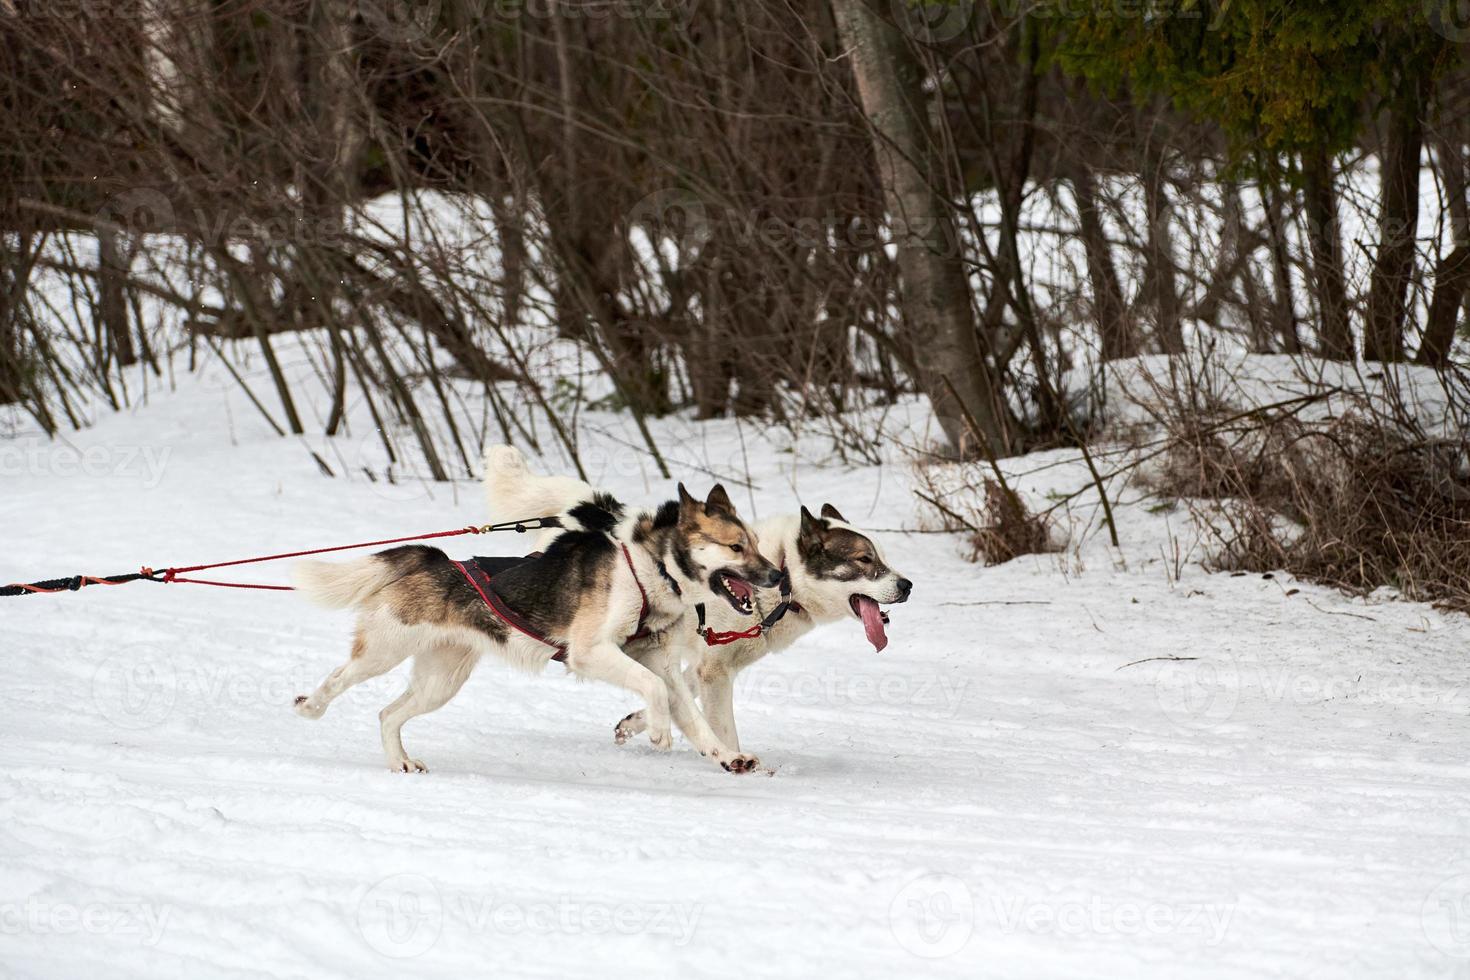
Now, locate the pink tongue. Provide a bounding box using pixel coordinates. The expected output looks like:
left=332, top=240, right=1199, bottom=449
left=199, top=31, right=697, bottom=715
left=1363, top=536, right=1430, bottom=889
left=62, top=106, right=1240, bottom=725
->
left=855, top=596, right=888, bottom=652
left=725, top=576, right=752, bottom=600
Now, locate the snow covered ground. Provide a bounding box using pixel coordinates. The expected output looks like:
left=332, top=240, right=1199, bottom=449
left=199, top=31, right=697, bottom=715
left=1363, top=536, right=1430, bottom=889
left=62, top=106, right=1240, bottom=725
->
left=4, top=348, right=1470, bottom=979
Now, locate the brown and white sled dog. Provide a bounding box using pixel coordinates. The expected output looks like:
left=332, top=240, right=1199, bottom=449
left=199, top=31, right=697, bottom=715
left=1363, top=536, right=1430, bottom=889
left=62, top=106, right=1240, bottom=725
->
left=292, top=478, right=781, bottom=774
left=485, top=446, right=913, bottom=752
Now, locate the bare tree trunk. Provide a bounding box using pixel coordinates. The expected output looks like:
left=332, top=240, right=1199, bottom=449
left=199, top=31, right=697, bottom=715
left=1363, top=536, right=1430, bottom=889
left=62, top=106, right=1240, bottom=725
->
left=971, top=20, right=1042, bottom=392
left=994, top=23, right=1063, bottom=433
left=1191, top=179, right=1243, bottom=333
left=1238, top=258, right=1272, bottom=353
left=490, top=192, right=527, bottom=332
left=1301, top=143, right=1353, bottom=359
left=1258, top=172, right=1302, bottom=353
left=312, top=0, right=360, bottom=207
left=0, top=229, right=39, bottom=406
left=97, top=226, right=136, bottom=367
left=1142, top=137, right=1183, bottom=353
left=1365, top=68, right=1428, bottom=363
left=1067, top=158, right=1134, bottom=360
left=831, top=0, right=1013, bottom=455
left=1420, top=133, right=1470, bottom=366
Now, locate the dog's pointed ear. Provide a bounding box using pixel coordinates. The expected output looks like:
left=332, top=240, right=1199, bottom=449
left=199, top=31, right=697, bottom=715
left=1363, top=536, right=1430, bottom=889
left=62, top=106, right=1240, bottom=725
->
left=705, top=483, right=734, bottom=516
left=799, top=505, right=825, bottom=541
left=820, top=503, right=847, bottom=523
left=677, top=483, right=700, bottom=518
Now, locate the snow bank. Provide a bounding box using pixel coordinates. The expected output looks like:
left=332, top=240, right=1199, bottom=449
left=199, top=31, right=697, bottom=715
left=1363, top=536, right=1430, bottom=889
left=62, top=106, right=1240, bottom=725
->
left=3, top=340, right=1470, bottom=978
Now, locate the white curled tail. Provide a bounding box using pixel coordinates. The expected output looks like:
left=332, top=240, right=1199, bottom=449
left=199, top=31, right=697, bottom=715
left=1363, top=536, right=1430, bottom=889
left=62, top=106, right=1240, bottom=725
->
left=291, top=557, right=396, bottom=609
left=483, top=444, right=595, bottom=546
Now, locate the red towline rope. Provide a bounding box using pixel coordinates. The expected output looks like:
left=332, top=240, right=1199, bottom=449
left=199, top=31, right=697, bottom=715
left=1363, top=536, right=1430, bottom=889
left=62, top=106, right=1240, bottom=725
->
left=701, top=623, right=766, bottom=646
left=139, top=524, right=488, bottom=590
left=2, top=518, right=558, bottom=597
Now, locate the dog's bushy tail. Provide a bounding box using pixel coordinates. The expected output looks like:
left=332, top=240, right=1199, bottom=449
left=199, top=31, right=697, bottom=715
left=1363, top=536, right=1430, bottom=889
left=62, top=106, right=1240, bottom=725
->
left=292, top=557, right=396, bottom=609
left=483, top=443, right=595, bottom=526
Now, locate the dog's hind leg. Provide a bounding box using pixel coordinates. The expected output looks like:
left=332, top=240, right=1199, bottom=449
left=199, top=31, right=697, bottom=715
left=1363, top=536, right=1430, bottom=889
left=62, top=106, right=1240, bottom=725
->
left=613, top=661, right=699, bottom=745
left=613, top=709, right=647, bottom=745
left=295, top=628, right=408, bottom=720
left=567, top=642, right=673, bottom=750
left=379, top=642, right=480, bottom=773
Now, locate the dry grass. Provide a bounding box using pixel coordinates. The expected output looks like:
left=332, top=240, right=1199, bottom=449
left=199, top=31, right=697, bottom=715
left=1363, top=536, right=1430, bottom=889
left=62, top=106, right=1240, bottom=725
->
left=967, top=478, right=1054, bottom=565
left=915, top=460, right=1056, bottom=566
left=1145, top=398, right=1470, bottom=614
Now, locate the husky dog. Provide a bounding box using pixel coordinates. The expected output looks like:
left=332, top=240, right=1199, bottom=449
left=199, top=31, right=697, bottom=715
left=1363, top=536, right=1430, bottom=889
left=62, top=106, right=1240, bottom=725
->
left=292, top=478, right=781, bottom=774
left=484, top=448, right=913, bottom=752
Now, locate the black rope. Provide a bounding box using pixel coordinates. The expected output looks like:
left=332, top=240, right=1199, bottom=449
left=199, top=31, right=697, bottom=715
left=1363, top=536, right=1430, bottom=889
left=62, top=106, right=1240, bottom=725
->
left=0, top=571, right=161, bottom=597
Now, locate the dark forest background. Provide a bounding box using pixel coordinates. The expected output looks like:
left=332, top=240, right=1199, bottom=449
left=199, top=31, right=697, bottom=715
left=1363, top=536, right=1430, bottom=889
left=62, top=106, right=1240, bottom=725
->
left=4, top=0, right=1470, bottom=608
left=6, top=0, right=1469, bottom=444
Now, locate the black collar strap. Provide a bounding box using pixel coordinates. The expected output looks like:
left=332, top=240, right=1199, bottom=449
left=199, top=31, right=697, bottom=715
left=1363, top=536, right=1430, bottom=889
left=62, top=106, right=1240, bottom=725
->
left=695, top=566, right=801, bottom=647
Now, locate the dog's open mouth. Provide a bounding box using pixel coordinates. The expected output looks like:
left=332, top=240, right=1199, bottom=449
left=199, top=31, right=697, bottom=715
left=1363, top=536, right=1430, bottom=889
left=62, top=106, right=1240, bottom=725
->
left=849, top=594, right=891, bottom=652
left=717, top=573, right=755, bottom=615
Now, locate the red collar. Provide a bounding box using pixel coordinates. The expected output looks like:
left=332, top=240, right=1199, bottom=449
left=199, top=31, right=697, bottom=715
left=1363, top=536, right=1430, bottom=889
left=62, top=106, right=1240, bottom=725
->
left=695, top=565, right=801, bottom=647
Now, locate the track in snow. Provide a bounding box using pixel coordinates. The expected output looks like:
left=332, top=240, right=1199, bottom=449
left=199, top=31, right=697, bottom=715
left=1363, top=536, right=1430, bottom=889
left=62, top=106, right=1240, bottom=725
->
left=4, top=375, right=1470, bottom=978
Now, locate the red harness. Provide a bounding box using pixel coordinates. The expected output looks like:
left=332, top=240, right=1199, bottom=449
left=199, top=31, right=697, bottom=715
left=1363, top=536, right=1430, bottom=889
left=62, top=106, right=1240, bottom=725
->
left=694, top=567, right=802, bottom=646
left=452, top=545, right=651, bottom=662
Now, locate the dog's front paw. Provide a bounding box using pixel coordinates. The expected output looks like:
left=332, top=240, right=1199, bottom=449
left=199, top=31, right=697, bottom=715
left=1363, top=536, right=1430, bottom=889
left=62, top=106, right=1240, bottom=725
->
left=390, top=758, right=428, bottom=773
left=647, top=727, right=673, bottom=751
left=294, top=694, right=326, bottom=719
left=614, top=710, right=647, bottom=745
left=720, top=753, right=760, bottom=774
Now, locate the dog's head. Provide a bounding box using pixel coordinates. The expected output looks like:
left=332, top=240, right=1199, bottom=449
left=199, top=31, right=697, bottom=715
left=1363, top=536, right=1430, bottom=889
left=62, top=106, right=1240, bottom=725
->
left=793, top=503, right=912, bottom=651
left=668, top=483, right=782, bottom=616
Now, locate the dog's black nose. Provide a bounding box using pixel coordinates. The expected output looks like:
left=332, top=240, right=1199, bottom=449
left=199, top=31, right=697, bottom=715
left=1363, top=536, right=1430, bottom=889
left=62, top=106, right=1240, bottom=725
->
left=760, top=566, right=784, bottom=588
left=896, top=577, right=913, bottom=600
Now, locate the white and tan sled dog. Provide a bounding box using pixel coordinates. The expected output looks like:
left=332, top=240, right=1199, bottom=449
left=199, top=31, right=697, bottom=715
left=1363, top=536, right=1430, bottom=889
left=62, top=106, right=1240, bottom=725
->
left=484, top=446, right=913, bottom=752
left=292, top=469, right=784, bottom=774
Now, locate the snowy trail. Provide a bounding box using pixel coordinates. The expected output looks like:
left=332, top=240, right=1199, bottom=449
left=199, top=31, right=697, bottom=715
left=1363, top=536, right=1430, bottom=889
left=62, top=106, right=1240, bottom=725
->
left=4, top=369, right=1470, bottom=978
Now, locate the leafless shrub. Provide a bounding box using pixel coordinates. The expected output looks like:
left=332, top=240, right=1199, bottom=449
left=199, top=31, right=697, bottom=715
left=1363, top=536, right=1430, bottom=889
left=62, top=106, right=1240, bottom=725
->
left=968, top=478, right=1054, bottom=565
left=1145, top=378, right=1470, bottom=613
left=914, top=461, right=1056, bottom=566
left=1138, top=380, right=1282, bottom=501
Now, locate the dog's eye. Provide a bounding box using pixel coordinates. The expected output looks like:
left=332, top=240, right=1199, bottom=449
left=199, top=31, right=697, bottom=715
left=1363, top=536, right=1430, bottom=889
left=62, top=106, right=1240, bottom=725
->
left=730, top=543, right=743, bottom=554
left=856, top=556, right=873, bottom=565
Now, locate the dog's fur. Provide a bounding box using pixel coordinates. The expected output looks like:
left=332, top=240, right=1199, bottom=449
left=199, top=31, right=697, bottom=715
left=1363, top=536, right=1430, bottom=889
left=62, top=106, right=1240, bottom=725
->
left=293, top=467, right=781, bottom=774
left=485, top=448, right=913, bottom=751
